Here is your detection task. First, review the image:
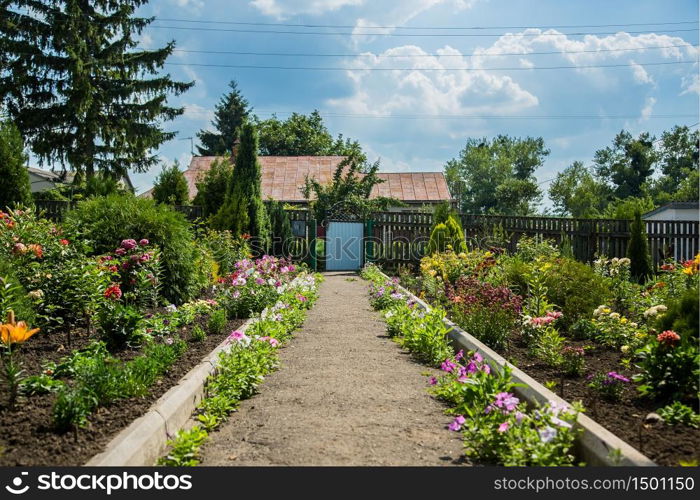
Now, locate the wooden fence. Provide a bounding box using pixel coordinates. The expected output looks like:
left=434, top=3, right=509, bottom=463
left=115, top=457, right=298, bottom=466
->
left=368, top=211, right=699, bottom=267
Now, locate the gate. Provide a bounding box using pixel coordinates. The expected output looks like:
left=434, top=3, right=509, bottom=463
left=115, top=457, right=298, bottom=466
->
left=326, top=221, right=364, bottom=271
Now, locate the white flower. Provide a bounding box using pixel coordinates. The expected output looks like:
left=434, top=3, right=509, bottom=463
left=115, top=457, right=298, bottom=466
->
left=165, top=304, right=177, bottom=313
left=539, top=426, right=558, bottom=443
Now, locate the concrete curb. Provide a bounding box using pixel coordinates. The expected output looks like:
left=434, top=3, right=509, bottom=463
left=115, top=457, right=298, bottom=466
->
left=380, top=273, right=656, bottom=467
left=85, top=318, right=255, bottom=467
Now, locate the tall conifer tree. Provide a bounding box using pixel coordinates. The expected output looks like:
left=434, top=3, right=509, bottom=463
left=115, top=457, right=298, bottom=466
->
left=196, top=80, right=250, bottom=156
left=0, top=1, right=192, bottom=178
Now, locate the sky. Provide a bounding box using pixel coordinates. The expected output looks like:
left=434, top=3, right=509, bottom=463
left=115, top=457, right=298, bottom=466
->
left=127, top=0, right=699, bottom=206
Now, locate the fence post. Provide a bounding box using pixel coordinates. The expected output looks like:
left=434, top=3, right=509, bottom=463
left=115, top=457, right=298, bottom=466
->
left=364, top=218, right=374, bottom=265
left=308, top=219, right=317, bottom=272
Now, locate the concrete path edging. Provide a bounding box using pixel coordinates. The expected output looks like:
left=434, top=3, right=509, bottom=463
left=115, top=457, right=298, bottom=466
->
left=85, top=318, right=254, bottom=467
left=382, top=273, right=656, bottom=467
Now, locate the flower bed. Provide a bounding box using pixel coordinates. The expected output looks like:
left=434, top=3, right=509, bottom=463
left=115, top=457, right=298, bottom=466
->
left=0, top=207, right=317, bottom=466
left=363, top=240, right=699, bottom=466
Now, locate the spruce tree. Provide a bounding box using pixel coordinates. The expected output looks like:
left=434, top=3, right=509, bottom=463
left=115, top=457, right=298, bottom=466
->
left=212, top=124, right=269, bottom=251
left=152, top=162, right=189, bottom=205
left=196, top=80, right=251, bottom=156
left=627, top=210, right=653, bottom=283
left=0, top=120, right=32, bottom=209
left=0, top=1, right=193, bottom=179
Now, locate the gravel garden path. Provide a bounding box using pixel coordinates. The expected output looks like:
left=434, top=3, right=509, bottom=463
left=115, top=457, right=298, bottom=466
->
left=200, top=272, right=465, bottom=466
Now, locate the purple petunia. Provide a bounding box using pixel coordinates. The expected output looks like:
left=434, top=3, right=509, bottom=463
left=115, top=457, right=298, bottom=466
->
left=448, top=415, right=466, bottom=432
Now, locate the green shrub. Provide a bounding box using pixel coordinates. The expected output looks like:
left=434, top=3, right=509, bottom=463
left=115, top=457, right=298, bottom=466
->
left=0, top=120, right=33, bottom=210
left=207, top=308, right=227, bottom=335
left=633, top=288, right=699, bottom=401
left=152, top=162, right=189, bottom=205
left=98, top=303, right=145, bottom=349
left=0, top=257, right=36, bottom=324
left=65, top=194, right=201, bottom=304
left=198, top=229, right=248, bottom=277
left=191, top=324, right=206, bottom=342
left=627, top=211, right=652, bottom=283
left=543, top=257, right=612, bottom=330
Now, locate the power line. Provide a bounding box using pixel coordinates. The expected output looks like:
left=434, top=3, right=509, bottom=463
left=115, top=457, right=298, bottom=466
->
left=165, top=60, right=696, bottom=71
left=156, top=17, right=698, bottom=31
left=180, top=109, right=698, bottom=120
left=170, top=43, right=698, bottom=58
left=147, top=25, right=700, bottom=37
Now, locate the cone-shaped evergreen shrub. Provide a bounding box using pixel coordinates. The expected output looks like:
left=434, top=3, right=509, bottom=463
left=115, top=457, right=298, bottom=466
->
left=626, top=210, right=652, bottom=283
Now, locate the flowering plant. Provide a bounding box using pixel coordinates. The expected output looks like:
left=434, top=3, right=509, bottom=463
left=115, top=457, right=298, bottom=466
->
left=0, top=310, right=40, bottom=409
left=591, top=305, right=646, bottom=349
left=587, top=371, right=630, bottom=401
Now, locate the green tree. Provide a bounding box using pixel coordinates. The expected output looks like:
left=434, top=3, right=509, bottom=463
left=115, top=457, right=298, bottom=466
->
left=0, top=120, right=32, bottom=209
left=196, top=80, right=251, bottom=156
left=268, top=200, right=293, bottom=257
left=651, top=125, right=699, bottom=204
left=256, top=111, right=364, bottom=160
left=0, top=1, right=192, bottom=179
left=211, top=124, right=269, bottom=250
left=593, top=131, right=657, bottom=199
left=152, top=162, right=189, bottom=205
left=192, top=158, right=233, bottom=217
left=301, top=153, right=396, bottom=221
left=601, top=196, right=655, bottom=220
left=626, top=211, right=652, bottom=283
left=548, top=161, right=610, bottom=217
left=446, top=135, right=549, bottom=215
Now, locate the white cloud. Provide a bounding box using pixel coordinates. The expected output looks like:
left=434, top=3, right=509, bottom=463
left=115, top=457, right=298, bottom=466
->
left=640, top=96, right=656, bottom=121
left=629, top=60, right=654, bottom=85
left=681, top=72, right=700, bottom=95
left=351, top=0, right=478, bottom=45
left=250, top=0, right=364, bottom=18
left=327, top=44, right=538, bottom=119
left=182, top=103, right=215, bottom=123
left=471, top=29, right=697, bottom=87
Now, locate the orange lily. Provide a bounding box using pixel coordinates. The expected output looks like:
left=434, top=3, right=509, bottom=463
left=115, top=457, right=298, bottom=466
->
left=0, top=311, right=40, bottom=346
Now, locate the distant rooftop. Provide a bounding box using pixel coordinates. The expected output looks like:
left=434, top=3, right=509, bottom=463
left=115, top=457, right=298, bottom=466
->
left=143, top=156, right=453, bottom=203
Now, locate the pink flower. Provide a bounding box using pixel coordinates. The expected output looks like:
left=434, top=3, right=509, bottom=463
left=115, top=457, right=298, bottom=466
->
left=498, top=422, right=510, bottom=433
left=448, top=415, right=466, bottom=432
left=139, top=239, right=149, bottom=246
left=455, top=350, right=464, bottom=361
left=255, top=277, right=265, bottom=285
left=115, top=248, right=126, bottom=256
left=441, top=359, right=456, bottom=373
left=428, top=376, right=438, bottom=386
left=121, top=239, right=137, bottom=250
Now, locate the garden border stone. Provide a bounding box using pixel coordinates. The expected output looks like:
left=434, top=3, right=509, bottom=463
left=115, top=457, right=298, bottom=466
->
left=382, top=272, right=656, bottom=467
left=85, top=318, right=255, bottom=467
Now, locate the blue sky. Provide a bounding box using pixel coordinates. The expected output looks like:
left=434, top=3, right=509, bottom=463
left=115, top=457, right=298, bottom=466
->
left=129, top=0, right=699, bottom=207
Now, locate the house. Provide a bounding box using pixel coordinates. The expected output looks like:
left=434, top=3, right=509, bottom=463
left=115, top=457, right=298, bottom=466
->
left=146, top=155, right=453, bottom=211
left=643, top=202, right=699, bottom=222
left=27, top=167, right=76, bottom=193
left=27, top=167, right=134, bottom=193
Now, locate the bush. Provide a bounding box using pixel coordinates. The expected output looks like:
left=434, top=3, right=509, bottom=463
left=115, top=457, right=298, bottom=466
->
left=633, top=288, right=699, bottom=401
left=65, top=194, right=201, bottom=304
left=627, top=211, right=652, bottom=283
left=0, top=257, right=36, bottom=324
left=542, top=257, right=612, bottom=330
left=0, top=121, right=33, bottom=210
left=198, top=229, right=249, bottom=277
left=207, top=308, right=227, bottom=335
left=447, top=277, right=522, bottom=350
left=152, top=162, right=190, bottom=205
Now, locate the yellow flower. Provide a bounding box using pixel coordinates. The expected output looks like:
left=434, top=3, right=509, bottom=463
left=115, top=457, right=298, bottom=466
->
left=0, top=313, right=40, bottom=346
left=620, top=317, right=628, bottom=324
left=603, top=307, right=612, bottom=314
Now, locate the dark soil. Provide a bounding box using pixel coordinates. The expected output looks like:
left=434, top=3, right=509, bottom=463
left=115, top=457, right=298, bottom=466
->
left=504, top=337, right=700, bottom=466
left=0, top=316, right=244, bottom=466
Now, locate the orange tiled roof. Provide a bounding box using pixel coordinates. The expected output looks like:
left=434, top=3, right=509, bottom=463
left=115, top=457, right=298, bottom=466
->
left=153, top=156, right=452, bottom=202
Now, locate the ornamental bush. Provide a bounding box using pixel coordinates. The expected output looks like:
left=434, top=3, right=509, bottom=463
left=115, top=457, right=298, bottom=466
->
left=65, top=195, right=201, bottom=304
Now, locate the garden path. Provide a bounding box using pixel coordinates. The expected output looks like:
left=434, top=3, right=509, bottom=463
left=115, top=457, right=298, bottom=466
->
left=199, top=272, right=464, bottom=466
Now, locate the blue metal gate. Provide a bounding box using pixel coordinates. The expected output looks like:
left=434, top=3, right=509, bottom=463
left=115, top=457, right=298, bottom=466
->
left=326, top=221, right=364, bottom=271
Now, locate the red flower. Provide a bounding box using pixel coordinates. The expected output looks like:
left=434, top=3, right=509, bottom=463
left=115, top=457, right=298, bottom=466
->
left=657, top=330, right=680, bottom=347
left=59, top=239, right=69, bottom=246
left=108, top=265, right=119, bottom=273
left=104, top=284, right=122, bottom=300
left=241, top=233, right=251, bottom=240
left=660, top=263, right=675, bottom=272
left=27, top=244, right=43, bottom=259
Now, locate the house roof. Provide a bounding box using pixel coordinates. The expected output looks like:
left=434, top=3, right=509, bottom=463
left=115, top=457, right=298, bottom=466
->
left=643, top=201, right=700, bottom=218
left=168, top=156, right=452, bottom=203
